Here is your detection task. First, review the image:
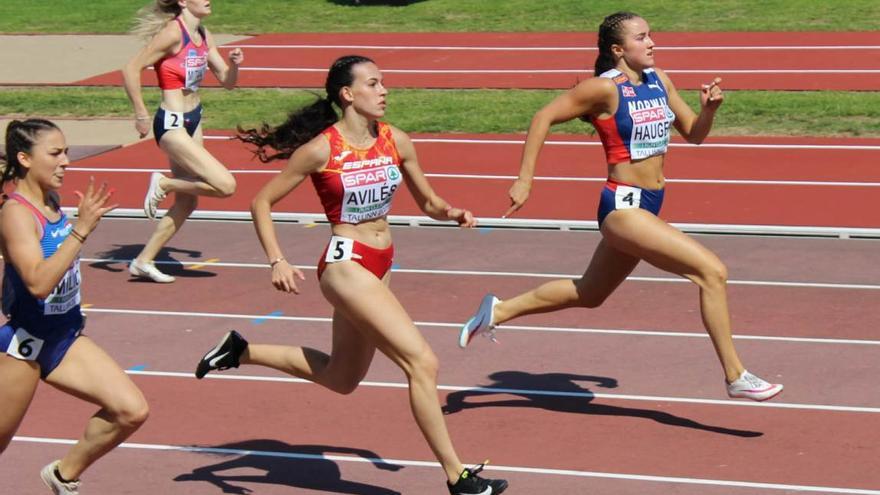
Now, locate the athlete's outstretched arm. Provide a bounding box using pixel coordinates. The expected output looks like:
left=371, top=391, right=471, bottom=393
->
left=251, top=137, right=328, bottom=293
left=392, top=126, right=475, bottom=227
left=506, top=77, right=616, bottom=217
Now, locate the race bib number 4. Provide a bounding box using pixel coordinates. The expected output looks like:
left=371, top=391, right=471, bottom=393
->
left=615, top=185, right=642, bottom=210
left=325, top=236, right=355, bottom=263
left=6, top=327, right=44, bottom=361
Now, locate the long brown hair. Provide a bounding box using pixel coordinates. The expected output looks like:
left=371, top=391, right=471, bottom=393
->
left=237, top=55, right=376, bottom=162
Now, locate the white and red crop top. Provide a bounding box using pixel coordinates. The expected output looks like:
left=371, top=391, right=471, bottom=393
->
left=154, top=17, right=209, bottom=91
left=591, top=68, right=676, bottom=164
left=311, top=123, right=404, bottom=225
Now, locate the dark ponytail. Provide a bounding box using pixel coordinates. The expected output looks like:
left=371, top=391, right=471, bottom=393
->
left=238, top=55, right=375, bottom=162
left=594, top=11, right=639, bottom=76
left=2, top=119, right=60, bottom=186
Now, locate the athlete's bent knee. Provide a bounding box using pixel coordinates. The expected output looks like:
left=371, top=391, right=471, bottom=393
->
left=113, top=398, right=150, bottom=430
left=697, top=261, right=728, bottom=291
left=214, top=174, right=236, bottom=198
left=404, top=348, right=440, bottom=382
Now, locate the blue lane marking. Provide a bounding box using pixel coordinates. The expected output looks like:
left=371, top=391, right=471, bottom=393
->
left=253, top=310, right=284, bottom=325
left=479, top=227, right=493, bottom=234
left=128, top=365, right=147, bottom=371
left=391, top=263, right=401, bottom=271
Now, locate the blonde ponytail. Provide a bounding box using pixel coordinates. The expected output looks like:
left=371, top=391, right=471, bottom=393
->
left=131, top=0, right=181, bottom=40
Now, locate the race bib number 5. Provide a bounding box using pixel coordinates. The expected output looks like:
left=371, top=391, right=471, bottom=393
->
left=615, top=185, right=642, bottom=210
left=163, top=111, right=184, bottom=131
left=325, top=236, right=354, bottom=263
left=6, top=327, right=44, bottom=361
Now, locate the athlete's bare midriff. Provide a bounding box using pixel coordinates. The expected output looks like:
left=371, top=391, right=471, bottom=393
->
left=608, top=153, right=666, bottom=189
left=161, top=89, right=201, bottom=113
left=331, top=218, right=393, bottom=250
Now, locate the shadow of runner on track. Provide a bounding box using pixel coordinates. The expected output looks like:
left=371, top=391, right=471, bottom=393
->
left=443, top=370, right=762, bottom=438
left=90, top=244, right=216, bottom=279
left=174, top=440, right=403, bottom=494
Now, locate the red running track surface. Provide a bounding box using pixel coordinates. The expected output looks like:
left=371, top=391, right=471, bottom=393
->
left=67, top=132, right=880, bottom=230
left=2, top=220, right=879, bottom=494
left=74, top=32, right=880, bottom=90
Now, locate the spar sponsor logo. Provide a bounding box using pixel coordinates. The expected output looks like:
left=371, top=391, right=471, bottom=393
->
left=341, top=163, right=399, bottom=188
left=628, top=98, right=671, bottom=125
left=627, top=97, right=675, bottom=159
left=340, top=163, right=403, bottom=222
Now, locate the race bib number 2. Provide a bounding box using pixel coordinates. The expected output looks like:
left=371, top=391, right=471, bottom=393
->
left=163, top=111, right=184, bottom=131
left=6, top=327, right=44, bottom=361
left=325, top=236, right=354, bottom=263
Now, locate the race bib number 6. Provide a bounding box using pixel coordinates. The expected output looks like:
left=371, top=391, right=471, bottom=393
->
left=163, top=111, right=184, bottom=131
left=325, top=236, right=354, bottom=263
left=615, top=185, right=642, bottom=210
left=6, top=327, right=44, bottom=361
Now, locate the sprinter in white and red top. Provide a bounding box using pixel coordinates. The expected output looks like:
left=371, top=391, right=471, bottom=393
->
left=195, top=56, right=509, bottom=495
left=123, top=0, right=244, bottom=283
left=460, top=12, right=783, bottom=403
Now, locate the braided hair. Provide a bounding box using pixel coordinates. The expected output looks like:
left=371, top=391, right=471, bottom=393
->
left=594, top=11, right=640, bottom=76
left=237, top=55, right=375, bottom=162
left=1, top=119, right=60, bottom=186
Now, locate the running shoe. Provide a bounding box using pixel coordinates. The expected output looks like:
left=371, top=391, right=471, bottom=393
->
left=143, top=172, right=166, bottom=219
left=459, top=294, right=499, bottom=348
left=726, top=370, right=783, bottom=401
left=195, top=330, right=249, bottom=379
left=448, top=461, right=508, bottom=495
left=129, top=260, right=175, bottom=283
left=40, top=460, right=80, bottom=495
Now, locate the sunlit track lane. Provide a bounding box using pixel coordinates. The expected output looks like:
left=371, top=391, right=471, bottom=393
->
left=0, top=441, right=449, bottom=495
left=70, top=311, right=880, bottom=408
left=74, top=32, right=880, bottom=90
left=53, top=219, right=880, bottom=341
left=74, top=134, right=880, bottom=182
left=67, top=134, right=880, bottom=228
left=13, top=375, right=880, bottom=491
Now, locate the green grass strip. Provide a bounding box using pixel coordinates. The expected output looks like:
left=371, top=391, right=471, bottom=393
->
left=2, top=87, right=879, bottom=137
left=1, top=0, right=878, bottom=33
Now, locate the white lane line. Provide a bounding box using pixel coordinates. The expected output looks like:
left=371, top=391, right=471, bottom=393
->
left=225, top=43, right=880, bottom=52
left=38, top=366, right=880, bottom=413
left=81, top=258, right=880, bottom=290
left=63, top=168, right=880, bottom=187
left=407, top=138, right=880, bottom=151
left=237, top=67, right=880, bottom=75
left=425, top=175, right=880, bottom=187
left=13, top=436, right=880, bottom=494
left=82, top=307, right=880, bottom=347
left=197, top=134, right=880, bottom=151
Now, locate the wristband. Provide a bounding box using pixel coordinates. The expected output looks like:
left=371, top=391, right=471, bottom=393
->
left=69, top=230, right=87, bottom=243
left=269, top=257, right=286, bottom=268
left=135, top=115, right=151, bottom=121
